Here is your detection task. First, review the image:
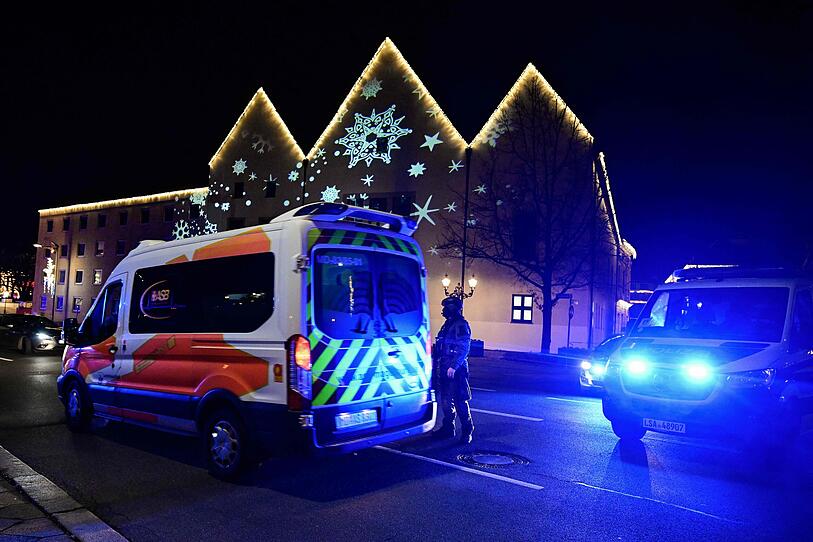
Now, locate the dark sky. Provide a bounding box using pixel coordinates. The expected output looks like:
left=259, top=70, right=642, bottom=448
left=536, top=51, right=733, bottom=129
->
left=2, top=1, right=811, bottom=282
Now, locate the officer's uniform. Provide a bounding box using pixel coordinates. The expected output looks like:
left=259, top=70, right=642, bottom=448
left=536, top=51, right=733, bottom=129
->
left=434, top=297, right=474, bottom=442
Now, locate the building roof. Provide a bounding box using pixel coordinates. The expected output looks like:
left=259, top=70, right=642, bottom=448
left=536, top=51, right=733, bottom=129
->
left=38, top=187, right=208, bottom=217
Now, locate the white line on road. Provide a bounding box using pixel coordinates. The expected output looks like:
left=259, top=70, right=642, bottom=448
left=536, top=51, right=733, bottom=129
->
left=375, top=446, right=544, bottom=490
left=0, top=357, right=13, bottom=362
left=546, top=396, right=596, bottom=405
left=471, top=386, right=496, bottom=392
left=470, top=408, right=543, bottom=422
left=573, top=482, right=741, bottom=523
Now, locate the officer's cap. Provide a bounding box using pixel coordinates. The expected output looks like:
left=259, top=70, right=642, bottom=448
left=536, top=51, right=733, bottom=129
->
left=441, top=296, right=463, bottom=310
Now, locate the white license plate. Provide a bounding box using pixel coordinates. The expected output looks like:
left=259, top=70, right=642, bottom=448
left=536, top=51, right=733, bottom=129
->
left=643, top=418, right=686, bottom=434
left=335, top=409, right=377, bottom=430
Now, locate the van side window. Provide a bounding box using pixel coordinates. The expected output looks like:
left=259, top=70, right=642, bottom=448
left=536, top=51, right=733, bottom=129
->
left=78, top=281, right=123, bottom=345
left=790, top=289, right=813, bottom=352
left=129, top=252, right=274, bottom=334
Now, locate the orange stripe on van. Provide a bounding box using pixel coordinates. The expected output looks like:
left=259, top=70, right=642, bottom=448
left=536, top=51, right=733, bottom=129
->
left=165, top=254, right=190, bottom=265
left=192, top=228, right=271, bottom=261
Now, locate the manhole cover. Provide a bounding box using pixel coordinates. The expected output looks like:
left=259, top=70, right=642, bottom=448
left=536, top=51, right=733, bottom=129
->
left=457, top=451, right=530, bottom=469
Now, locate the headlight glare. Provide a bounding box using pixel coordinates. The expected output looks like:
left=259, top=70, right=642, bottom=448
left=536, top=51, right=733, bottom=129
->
left=625, top=358, right=649, bottom=376
left=683, top=362, right=712, bottom=382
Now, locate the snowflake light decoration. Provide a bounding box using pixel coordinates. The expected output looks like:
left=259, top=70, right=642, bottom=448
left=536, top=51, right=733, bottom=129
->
left=361, top=174, right=374, bottom=187
left=189, top=192, right=207, bottom=206
left=445, top=202, right=457, bottom=213
left=288, top=171, right=299, bottom=182
left=448, top=160, right=463, bottom=173
left=203, top=220, right=218, bottom=235
left=428, top=245, right=439, bottom=256
left=233, top=159, right=247, bottom=175
left=361, top=77, right=383, bottom=100
left=408, top=162, right=426, bottom=177
left=221, top=202, right=230, bottom=211
left=335, top=105, right=412, bottom=168
left=172, top=220, right=191, bottom=240
left=249, top=172, right=257, bottom=181
left=474, top=184, right=487, bottom=195
left=251, top=133, right=273, bottom=154
left=321, top=185, right=341, bottom=203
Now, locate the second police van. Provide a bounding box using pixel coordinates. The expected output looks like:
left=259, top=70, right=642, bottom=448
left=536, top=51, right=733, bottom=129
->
left=58, top=203, right=436, bottom=478
left=602, top=266, right=813, bottom=451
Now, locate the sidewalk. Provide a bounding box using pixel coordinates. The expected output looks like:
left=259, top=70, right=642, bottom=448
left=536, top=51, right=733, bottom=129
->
left=0, top=477, right=70, bottom=541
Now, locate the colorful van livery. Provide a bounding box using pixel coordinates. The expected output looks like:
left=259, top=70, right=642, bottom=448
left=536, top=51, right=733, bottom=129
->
left=57, top=203, right=436, bottom=478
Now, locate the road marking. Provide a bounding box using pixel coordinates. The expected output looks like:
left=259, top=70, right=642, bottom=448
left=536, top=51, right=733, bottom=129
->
left=375, top=446, right=544, bottom=490
left=471, top=386, right=496, bottom=392
left=573, top=482, right=741, bottom=523
left=470, top=408, right=543, bottom=422
left=0, top=357, right=13, bottom=362
left=546, top=396, right=596, bottom=405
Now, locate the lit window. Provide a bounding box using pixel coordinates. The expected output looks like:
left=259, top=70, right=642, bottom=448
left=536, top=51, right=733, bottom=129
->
left=511, top=294, right=534, bottom=324
left=72, top=297, right=82, bottom=314
left=56, top=296, right=64, bottom=312
left=95, top=241, right=104, bottom=257
left=40, top=295, right=47, bottom=311
left=93, top=269, right=103, bottom=285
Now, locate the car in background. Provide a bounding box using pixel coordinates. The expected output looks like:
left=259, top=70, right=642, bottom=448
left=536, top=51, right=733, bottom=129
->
left=579, top=334, right=624, bottom=392
left=0, top=314, right=62, bottom=354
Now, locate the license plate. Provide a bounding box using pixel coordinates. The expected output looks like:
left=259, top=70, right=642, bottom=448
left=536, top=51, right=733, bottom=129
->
left=335, top=409, right=377, bottom=430
left=643, top=418, right=686, bottom=434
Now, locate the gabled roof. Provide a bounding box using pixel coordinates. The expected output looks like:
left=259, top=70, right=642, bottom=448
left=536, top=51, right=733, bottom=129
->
left=470, top=63, right=593, bottom=148
left=38, top=187, right=208, bottom=217
left=208, top=87, right=304, bottom=168
left=596, top=152, right=635, bottom=259
left=306, top=37, right=467, bottom=160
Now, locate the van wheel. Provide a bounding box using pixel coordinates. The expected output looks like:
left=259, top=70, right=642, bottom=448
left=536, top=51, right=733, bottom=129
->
left=611, top=418, right=646, bottom=441
left=65, top=382, right=91, bottom=432
left=203, top=408, right=253, bottom=480
left=18, top=337, right=31, bottom=355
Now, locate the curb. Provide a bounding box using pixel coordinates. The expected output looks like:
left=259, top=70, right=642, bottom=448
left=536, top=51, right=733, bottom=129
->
left=0, top=445, right=128, bottom=542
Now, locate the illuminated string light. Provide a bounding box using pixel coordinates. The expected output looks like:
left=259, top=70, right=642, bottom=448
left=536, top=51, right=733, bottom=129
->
left=209, top=87, right=305, bottom=169
left=307, top=37, right=467, bottom=160
left=39, top=188, right=208, bottom=217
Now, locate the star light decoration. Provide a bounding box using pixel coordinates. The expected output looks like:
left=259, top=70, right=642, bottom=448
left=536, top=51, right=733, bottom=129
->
left=321, top=185, right=341, bottom=203
left=410, top=195, right=439, bottom=226
left=474, top=184, right=487, bottom=195
left=444, top=202, right=457, bottom=213
left=428, top=245, right=439, bottom=256
left=448, top=160, right=463, bottom=173
left=361, top=174, right=374, bottom=187
left=361, top=77, right=383, bottom=100
left=408, top=162, right=426, bottom=177
left=335, top=105, right=412, bottom=168
left=232, top=159, right=247, bottom=175
left=249, top=172, right=257, bottom=181
left=420, top=132, right=443, bottom=151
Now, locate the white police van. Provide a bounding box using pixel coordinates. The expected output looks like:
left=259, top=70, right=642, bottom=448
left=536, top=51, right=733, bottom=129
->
left=602, top=267, right=813, bottom=450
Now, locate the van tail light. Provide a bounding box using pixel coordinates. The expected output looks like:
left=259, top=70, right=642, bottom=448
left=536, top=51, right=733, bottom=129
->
left=286, top=334, right=312, bottom=410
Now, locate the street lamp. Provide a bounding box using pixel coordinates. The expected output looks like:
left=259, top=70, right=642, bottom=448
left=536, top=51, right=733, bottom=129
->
left=442, top=273, right=478, bottom=299
left=33, top=241, right=59, bottom=321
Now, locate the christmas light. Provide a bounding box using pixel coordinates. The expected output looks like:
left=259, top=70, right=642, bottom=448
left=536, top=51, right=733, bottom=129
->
left=209, top=87, right=305, bottom=168
left=39, top=188, right=208, bottom=217
left=306, top=37, right=467, bottom=160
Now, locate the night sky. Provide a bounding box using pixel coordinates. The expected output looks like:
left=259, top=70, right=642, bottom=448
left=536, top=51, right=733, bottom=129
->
left=2, top=1, right=811, bottom=282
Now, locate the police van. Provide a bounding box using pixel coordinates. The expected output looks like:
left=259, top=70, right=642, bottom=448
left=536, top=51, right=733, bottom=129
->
left=57, top=203, right=436, bottom=478
left=602, top=267, right=813, bottom=450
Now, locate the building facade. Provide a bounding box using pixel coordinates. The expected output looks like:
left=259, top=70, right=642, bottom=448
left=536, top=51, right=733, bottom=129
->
left=31, top=38, right=633, bottom=352
left=32, top=189, right=206, bottom=323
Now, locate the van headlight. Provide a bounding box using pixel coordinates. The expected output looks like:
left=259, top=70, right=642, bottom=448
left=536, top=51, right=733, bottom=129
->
left=35, top=332, right=51, bottom=340
left=726, top=368, right=775, bottom=389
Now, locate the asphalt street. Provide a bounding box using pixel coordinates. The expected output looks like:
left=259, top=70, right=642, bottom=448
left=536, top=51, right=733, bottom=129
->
left=0, top=349, right=811, bottom=541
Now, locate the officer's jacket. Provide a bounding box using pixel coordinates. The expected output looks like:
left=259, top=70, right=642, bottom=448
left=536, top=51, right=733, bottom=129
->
left=435, top=315, right=472, bottom=371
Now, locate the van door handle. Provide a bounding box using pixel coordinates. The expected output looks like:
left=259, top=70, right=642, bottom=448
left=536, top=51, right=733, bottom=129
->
left=109, top=345, right=118, bottom=355
left=388, top=350, right=400, bottom=357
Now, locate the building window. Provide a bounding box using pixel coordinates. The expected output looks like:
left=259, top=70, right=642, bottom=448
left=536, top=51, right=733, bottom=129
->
left=93, top=269, right=103, bottom=285
left=60, top=244, right=68, bottom=258
left=119, top=211, right=128, bottom=225
left=58, top=270, right=66, bottom=284
left=62, top=218, right=70, bottom=231
left=40, top=295, right=48, bottom=311
left=233, top=182, right=245, bottom=199
left=75, top=270, right=84, bottom=285
left=391, top=192, right=415, bottom=216
left=264, top=182, right=276, bottom=198
left=511, top=294, right=534, bottom=324
left=116, top=240, right=126, bottom=256
left=368, top=197, right=387, bottom=211
left=163, top=205, right=174, bottom=222
left=95, top=241, right=104, bottom=256
left=72, top=297, right=82, bottom=314
left=56, top=296, right=64, bottom=312
left=140, top=208, right=150, bottom=224
left=46, top=220, right=53, bottom=233
left=77, top=243, right=86, bottom=257
left=226, top=217, right=246, bottom=230
left=97, top=214, right=107, bottom=228
left=79, top=215, right=88, bottom=229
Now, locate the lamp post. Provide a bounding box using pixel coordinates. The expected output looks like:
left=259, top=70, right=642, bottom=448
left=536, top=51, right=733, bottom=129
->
left=442, top=273, right=478, bottom=300
left=33, top=241, right=59, bottom=321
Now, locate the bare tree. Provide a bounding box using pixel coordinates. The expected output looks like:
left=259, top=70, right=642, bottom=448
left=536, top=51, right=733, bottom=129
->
left=440, top=77, right=614, bottom=352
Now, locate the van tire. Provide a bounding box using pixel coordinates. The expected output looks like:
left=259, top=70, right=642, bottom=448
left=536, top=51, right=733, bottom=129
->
left=203, top=407, right=254, bottom=480
left=65, top=381, right=92, bottom=432
left=611, top=418, right=646, bottom=441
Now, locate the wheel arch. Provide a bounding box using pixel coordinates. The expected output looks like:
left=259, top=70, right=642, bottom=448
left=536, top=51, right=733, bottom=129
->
left=195, top=389, right=244, bottom=432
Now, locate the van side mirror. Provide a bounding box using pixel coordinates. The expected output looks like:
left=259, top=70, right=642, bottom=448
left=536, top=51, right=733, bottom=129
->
left=62, top=318, right=79, bottom=345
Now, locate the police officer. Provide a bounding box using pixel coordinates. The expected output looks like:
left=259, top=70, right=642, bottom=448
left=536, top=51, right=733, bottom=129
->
left=433, top=296, right=474, bottom=444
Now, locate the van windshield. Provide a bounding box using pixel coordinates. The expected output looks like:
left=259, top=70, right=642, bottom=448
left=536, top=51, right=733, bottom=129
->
left=313, top=247, right=423, bottom=339
left=632, top=287, right=789, bottom=342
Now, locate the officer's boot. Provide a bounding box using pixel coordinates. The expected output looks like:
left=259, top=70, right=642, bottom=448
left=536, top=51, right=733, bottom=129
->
left=433, top=400, right=456, bottom=439
left=459, top=401, right=474, bottom=445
